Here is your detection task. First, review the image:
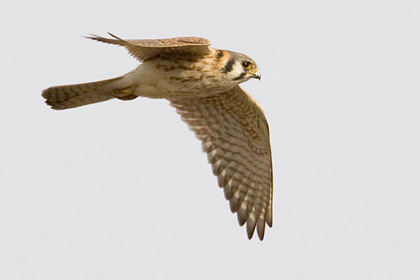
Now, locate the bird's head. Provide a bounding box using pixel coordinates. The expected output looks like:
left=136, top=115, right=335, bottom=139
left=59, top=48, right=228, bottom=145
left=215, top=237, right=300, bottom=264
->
left=222, top=51, right=261, bottom=83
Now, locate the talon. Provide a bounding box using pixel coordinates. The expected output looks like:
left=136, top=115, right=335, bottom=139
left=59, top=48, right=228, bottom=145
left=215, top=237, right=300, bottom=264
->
left=113, top=86, right=138, bottom=100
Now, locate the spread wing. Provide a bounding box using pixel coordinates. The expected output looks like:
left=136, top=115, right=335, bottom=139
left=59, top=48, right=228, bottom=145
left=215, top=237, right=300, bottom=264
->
left=170, top=86, right=273, bottom=240
left=86, top=33, right=211, bottom=61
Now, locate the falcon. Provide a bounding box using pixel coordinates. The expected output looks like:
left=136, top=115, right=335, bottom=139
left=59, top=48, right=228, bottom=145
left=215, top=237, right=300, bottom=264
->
left=42, top=33, right=273, bottom=240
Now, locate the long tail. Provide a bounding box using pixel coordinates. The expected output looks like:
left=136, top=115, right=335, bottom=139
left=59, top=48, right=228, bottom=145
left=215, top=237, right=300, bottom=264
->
left=42, top=76, right=138, bottom=110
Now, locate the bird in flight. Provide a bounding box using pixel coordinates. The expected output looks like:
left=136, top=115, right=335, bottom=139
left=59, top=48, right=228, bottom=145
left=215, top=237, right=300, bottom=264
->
left=42, top=33, right=273, bottom=240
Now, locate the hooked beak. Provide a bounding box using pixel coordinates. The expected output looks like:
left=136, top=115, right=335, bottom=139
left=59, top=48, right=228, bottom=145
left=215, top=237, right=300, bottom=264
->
left=251, top=69, right=261, bottom=80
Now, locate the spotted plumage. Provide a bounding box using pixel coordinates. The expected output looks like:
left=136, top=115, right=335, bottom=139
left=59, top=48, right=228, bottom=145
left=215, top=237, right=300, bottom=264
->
left=42, top=33, right=272, bottom=240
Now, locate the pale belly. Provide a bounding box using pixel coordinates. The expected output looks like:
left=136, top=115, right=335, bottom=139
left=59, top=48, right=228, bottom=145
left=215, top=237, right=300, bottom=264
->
left=124, top=58, right=234, bottom=99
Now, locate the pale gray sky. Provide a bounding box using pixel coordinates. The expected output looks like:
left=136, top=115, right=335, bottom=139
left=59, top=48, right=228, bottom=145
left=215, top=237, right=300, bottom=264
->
left=1, top=0, right=419, bottom=279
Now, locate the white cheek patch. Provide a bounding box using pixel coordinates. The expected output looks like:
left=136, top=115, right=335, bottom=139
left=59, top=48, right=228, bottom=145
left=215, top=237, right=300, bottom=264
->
left=231, top=62, right=248, bottom=81
left=230, top=62, right=244, bottom=77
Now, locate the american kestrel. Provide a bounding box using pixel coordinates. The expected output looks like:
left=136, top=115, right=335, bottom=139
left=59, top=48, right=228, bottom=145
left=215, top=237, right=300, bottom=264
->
left=42, top=33, right=273, bottom=240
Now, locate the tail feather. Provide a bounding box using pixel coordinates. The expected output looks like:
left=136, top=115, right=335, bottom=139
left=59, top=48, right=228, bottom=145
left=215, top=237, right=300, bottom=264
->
left=42, top=77, right=125, bottom=110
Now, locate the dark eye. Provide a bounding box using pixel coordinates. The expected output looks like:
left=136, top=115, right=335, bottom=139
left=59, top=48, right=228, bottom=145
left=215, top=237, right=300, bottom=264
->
left=242, top=61, right=251, bottom=69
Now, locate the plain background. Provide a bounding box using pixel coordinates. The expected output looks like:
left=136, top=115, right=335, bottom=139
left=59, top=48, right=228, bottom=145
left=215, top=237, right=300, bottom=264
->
left=1, top=0, right=419, bottom=279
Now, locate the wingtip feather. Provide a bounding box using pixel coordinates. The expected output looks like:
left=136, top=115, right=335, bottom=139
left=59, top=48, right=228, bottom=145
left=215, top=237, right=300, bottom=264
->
left=107, top=32, right=123, bottom=40
left=257, top=219, right=266, bottom=240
